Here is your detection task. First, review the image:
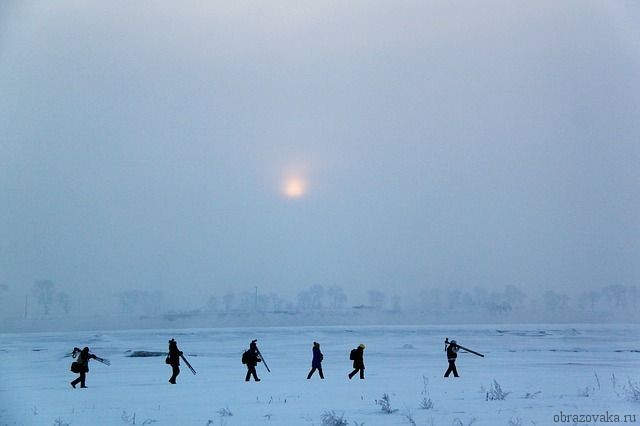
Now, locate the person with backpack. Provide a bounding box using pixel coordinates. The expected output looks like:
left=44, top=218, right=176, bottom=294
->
left=242, top=340, right=262, bottom=382
left=348, top=344, right=365, bottom=379
left=70, top=347, right=98, bottom=388
left=306, top=341, right=324, bottom=379
left=167, top=338, right=183, bottom=384
left=444, top=339, right=460, bottom=377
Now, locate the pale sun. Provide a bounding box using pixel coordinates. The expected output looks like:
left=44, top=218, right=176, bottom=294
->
left=283, top=177, right=307, bottom=198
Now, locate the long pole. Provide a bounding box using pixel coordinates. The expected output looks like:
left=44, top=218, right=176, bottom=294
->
left=445, top=338, right=484, bottom=357
left=94, top=356, right=111, bottom=366
left=256, top=347, right=270, bottom=372
left=456, top=344, right=484, bottom=358
left=180, top=354, right=197, bottom=375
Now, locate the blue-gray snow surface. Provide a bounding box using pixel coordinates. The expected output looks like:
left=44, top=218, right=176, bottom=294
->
left=1, top=325, right=638, bottom=425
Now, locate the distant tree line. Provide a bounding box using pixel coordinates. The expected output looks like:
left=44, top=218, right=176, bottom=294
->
left=414, top=284, right=639, bottom=319
left=13, top=280, right=640, bottom=323
left=204, top=285, right=352, bottom=314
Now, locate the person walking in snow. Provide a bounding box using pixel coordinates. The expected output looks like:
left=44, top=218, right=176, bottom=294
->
left=167, top=338, right=183, bottom=384
left=348, top=344, right=366, bottom=379
left=70, top=346, right=97, bottom=388
left=242, top=340, right=262, bottom=382
left=444, top=339, right=460, bottom=377
left=306, top=341, right=324, bottom=379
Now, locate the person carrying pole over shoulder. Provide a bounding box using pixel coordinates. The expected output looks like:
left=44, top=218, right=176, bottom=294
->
left=444, top=337, right=484, bottom=378
left=242, top=340, right=262, bottom=382
left=70, top=346, right=109, bottom=388
left=444, top=339, right=460, bottom=377
left=167, top=338, right=183, bottom=384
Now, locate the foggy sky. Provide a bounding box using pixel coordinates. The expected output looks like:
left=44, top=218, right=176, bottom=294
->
left=1, top=1, right=639, bottom=315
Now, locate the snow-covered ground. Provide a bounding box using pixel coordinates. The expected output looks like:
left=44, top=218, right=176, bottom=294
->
left=1, top=324, right=638, bottom=425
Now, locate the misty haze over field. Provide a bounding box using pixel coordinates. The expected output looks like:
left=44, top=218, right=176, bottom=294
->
left=1, top=1, right=639, bottom=331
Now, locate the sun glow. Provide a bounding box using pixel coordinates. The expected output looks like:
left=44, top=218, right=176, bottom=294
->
left=283, top=177, right=307, bottom=198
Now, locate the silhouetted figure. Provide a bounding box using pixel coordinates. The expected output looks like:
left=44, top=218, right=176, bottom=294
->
left=242, top=340, right=262, bottom=382
left=348, top=344, right=365, bottom=379
left=70, top=347, right=97, bottom=388
left=306, top=341, right=324, bottom=379
left=167, top=338, right=183, bottom=384
left=444, top=339, right=460, bottom=377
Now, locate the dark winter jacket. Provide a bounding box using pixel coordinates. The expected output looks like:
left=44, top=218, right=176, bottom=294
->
left=352, top=347, right=365, bottom=369
left=75, top=348, right=96, bottom=373
left=245, top=343, right=262, bottom=367
left=447, top=344, right=459, bottom=361
left=168, top=341, right=182, bottom=366
left=312, top=344, right=323, bottom=368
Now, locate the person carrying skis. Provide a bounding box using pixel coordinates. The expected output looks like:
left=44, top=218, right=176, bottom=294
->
left=306, top=341, right=324, bottom=379
left=167, top=338, right=183, bottom=384
left=348, top=344, right=365, bottom=379
left=243, top=340, right=262, bottom=382
left=444, top=339, right=460, bottom=377
left=70, top=347, right=97, bottom=388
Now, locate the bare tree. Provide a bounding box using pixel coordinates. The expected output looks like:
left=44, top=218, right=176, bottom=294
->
left=543, top=290, right=570, bottom=312
left=447, top=290, right=462, bottom=309
left=33, top=280, right=56, bottom=316
left=485, top=300, right=512, bottom=315
left=256, top=293, right=271, bottom=312
left=222, top=292, right=235, bottom=313
left=327, top=285, right=347, bottom=310
left=57, top=292, right=71, bottom=315
left=297, top=290, right=312, bottom=311
left=503, top=285, right=526, bottom=308
left=368, top=290, right=386, bottom=310
left=206, top=296, right=219, bottom=313
left=578, top=290, right=601, bottom=313
left=626, top=285, right=639, bottom=307
left=461, top=292, right=474, bottom=308
left=238, top=291, right=255, bottom=312
left=115, top=291, right=135, bottom=314
left=308, top=285, right=325, bottom=310
left=602, top=285, right=627, bottom=308
left=391, top=293, right=401, bottom=312
left=269, top=292, right=287, bottom=312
